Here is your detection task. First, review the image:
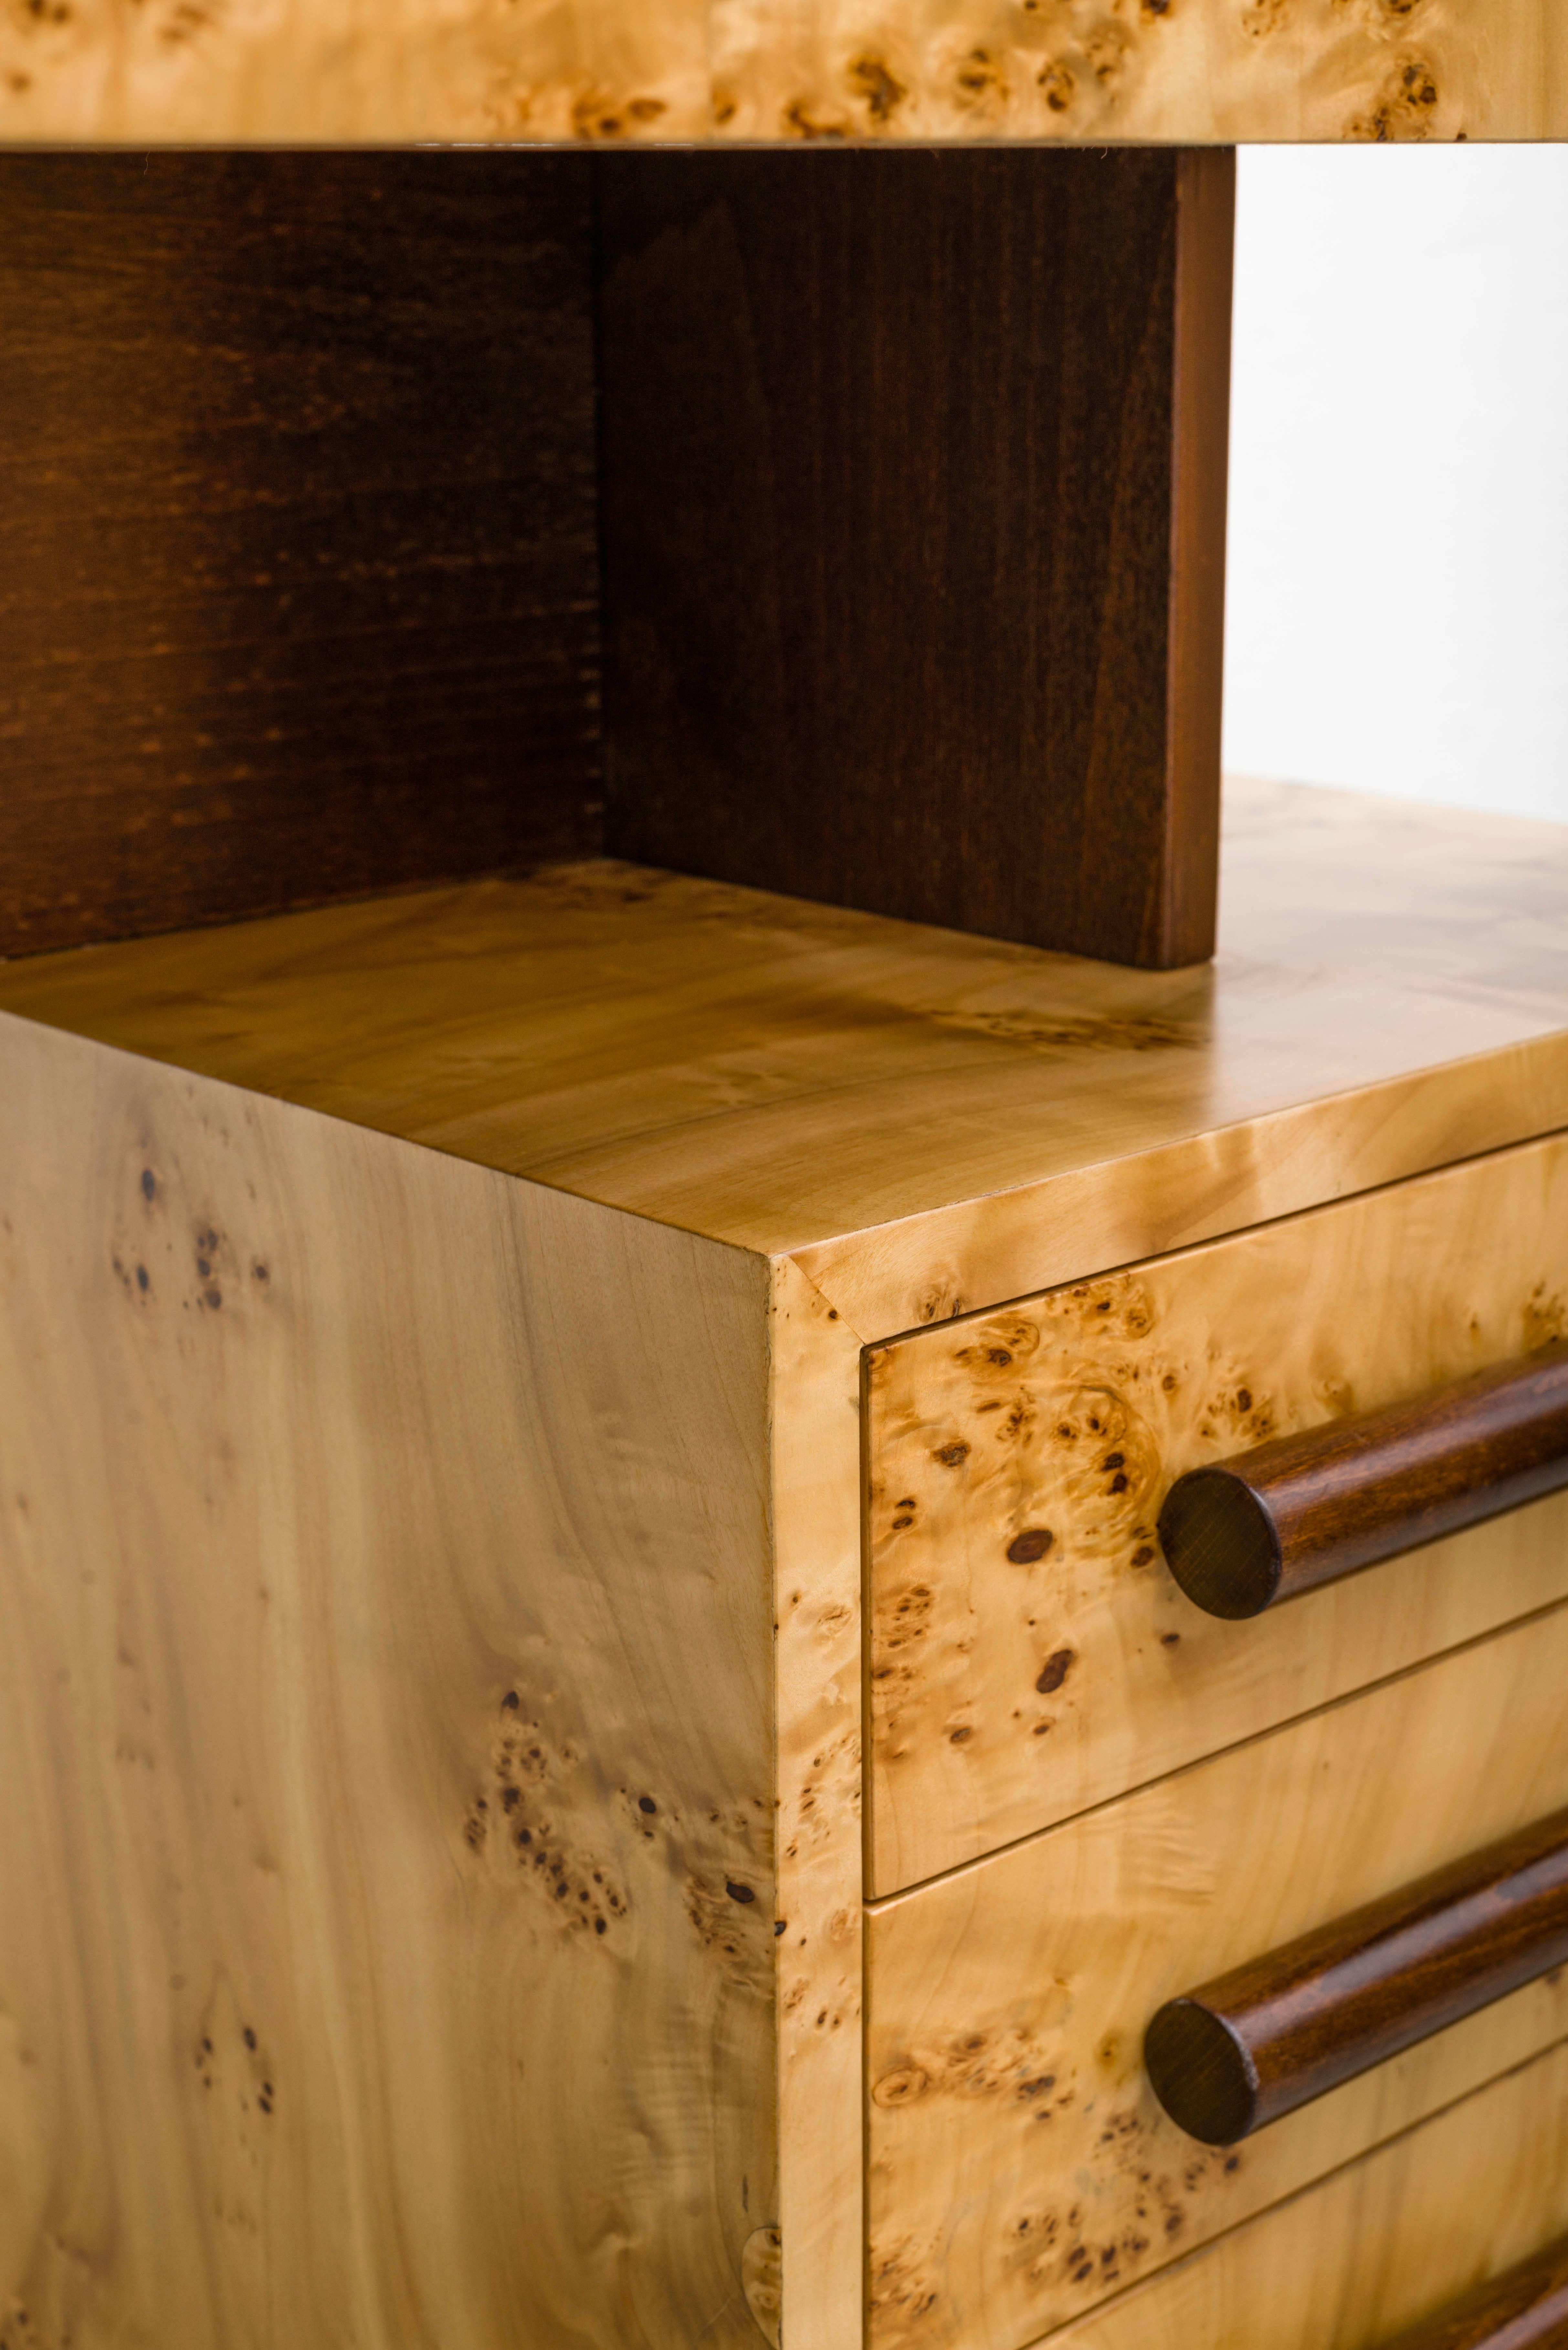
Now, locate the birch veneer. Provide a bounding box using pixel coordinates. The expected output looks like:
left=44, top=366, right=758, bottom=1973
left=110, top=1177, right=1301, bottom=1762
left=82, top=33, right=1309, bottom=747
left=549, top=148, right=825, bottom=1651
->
left=5, top=775, right=1568, bottom=2350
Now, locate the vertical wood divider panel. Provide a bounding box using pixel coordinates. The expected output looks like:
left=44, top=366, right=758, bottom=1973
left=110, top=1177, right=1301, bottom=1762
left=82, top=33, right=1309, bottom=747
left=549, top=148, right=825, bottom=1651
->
left=1164, top=150, right=1234, bottom=962
left=595, top=148, right=1233, bottom=972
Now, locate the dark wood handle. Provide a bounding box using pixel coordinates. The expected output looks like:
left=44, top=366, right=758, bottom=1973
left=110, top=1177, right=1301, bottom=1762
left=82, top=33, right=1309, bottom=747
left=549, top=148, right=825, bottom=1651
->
left=1156, top=1344, right=1568, bottom=1620
left=1144, top=1806, right=1568, bottom=2146
left=1374, top=2236, right=1568, bottom=2350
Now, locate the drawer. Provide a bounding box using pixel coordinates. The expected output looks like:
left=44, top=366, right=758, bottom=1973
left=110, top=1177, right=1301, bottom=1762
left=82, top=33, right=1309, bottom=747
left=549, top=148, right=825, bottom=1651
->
left=867, top=1128, right=1568, bottom=1892
left=865, top=1601, right=1568, bottom=2350
left=1044, top=2039, right=1568, bottom=2350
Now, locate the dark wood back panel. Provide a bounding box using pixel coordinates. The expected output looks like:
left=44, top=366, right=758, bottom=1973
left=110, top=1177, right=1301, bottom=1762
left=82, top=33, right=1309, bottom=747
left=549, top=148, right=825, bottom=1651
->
left=0, top=150, right=1232, bottom=972
left=595, top=148, right=1233, bottom=971
left=0, top=154, right=602, bottom=957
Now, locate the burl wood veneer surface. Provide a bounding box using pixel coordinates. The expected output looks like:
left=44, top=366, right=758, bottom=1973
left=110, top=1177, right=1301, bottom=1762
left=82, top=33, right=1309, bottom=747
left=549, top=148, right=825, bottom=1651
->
left=4, top=779, right=1568, bottom=1342
left=0, top=0, right=1562, bottom=143
left=866, top=1602, right=1568, bottom=2349
left=866, top=1129, right=1568, bottom=1889
left=1045, top=2038, right=1568, bottom=2350
left=0, top=1015, right=782, bottom=2349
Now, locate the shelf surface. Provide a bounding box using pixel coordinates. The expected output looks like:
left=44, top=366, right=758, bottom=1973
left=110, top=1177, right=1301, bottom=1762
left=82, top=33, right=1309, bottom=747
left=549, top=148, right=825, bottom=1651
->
left=0, top=2, right=1562, bottom=146
left=4, top=776, right=1567, bottom=1335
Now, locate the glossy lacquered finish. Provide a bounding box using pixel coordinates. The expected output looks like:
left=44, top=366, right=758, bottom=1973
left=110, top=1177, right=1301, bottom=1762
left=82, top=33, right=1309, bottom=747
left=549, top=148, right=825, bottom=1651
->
left=1145, top=1807, right=1568, bottom=2146
left=2, top=0, right=1565, bottom=147
left=1157, top=1347, right=1568, bottom=1620
left=11, top=786, right=1568, bottom=2350
left=1377, top=2234, right=1568, bottom=2350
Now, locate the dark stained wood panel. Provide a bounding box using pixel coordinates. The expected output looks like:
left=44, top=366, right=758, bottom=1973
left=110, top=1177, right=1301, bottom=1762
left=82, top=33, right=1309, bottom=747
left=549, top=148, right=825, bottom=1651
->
left=0, top=153, right=602, bottom=958
left=595, top=148, right=1233, bottom=972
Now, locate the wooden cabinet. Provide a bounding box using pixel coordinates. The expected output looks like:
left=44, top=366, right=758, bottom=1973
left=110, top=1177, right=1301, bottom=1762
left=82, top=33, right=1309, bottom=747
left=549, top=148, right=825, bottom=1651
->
left=5, top=778, right=1568, bottom=2346
left=3, top=75, right=1565, bottom=2346
left=1043, top=2042, right=1568, bottom=2350
left=866, top=1130, right=1568, bottom=1891
left=867, top=1606, right=1568, bottom=2348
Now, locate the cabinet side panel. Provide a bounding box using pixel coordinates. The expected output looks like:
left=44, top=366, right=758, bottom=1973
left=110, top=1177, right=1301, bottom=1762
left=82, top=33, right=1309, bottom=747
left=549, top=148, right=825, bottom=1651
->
left=0, top=1013, right=774, bottom=2349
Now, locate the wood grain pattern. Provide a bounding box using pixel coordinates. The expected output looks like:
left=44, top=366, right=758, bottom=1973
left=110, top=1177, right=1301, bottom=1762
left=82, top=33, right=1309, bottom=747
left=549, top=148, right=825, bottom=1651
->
left=1162, top=148, right=1233, bottom=967
left=0, top=150, right=1228, bottom=977
left=1159, top=1345, right=1568, bottom=1620
left=0, top=153, right=600, bottom=958
left=0, top=1013, right=778, bottom=2348
left=866, top=1130, right=1568, bottom=1892
left=3, top=790, right=1567, bottom=2337
left=1041, top=2041, right=1568, bottom=2350
left=0, top=0, right=1562, bottom=144
left=798, top=772, right=1568, bottom=1335
left=1377, top=2234, right=1568, bottom=2350
left=597, top=147, right=1230, bottom=969
left=768, top=1257, right=868, bottom=2350
left=1147, top=1806, right=1568, bottom=2145
left=865, top=1603, right=1568, bottom=2350
left=4, top=781, right=1568, bottom=1351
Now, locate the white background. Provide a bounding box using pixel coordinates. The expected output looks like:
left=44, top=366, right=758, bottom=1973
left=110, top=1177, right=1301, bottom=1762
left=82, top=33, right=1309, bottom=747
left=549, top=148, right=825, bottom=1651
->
left=1222, top=144, right=1568, bottom=823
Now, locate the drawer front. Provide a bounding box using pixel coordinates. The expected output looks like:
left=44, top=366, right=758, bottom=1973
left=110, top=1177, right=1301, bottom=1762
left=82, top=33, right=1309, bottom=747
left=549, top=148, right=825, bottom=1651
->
left=865, top=1603, right=1568, bottom=2350
left=867, top=1128, right=1568, bottom=1893
left=1044, top=2039, right=1568, bottom=2350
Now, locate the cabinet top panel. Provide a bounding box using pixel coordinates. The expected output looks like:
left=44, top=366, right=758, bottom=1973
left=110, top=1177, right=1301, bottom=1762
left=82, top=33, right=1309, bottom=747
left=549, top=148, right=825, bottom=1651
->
left=0, top=2, right=1562, bottom=144
left=4, top=777, right=1568, bottom=1336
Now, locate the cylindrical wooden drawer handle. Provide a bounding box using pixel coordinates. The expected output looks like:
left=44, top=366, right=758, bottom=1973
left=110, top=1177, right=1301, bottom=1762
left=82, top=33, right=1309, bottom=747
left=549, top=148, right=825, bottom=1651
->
left=1374, top=2235, right=1568, bottom=2350
left=1143, top=1804, right=1568, bottom=2146
left=1156, top=1344, right=1568, bottom=1620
